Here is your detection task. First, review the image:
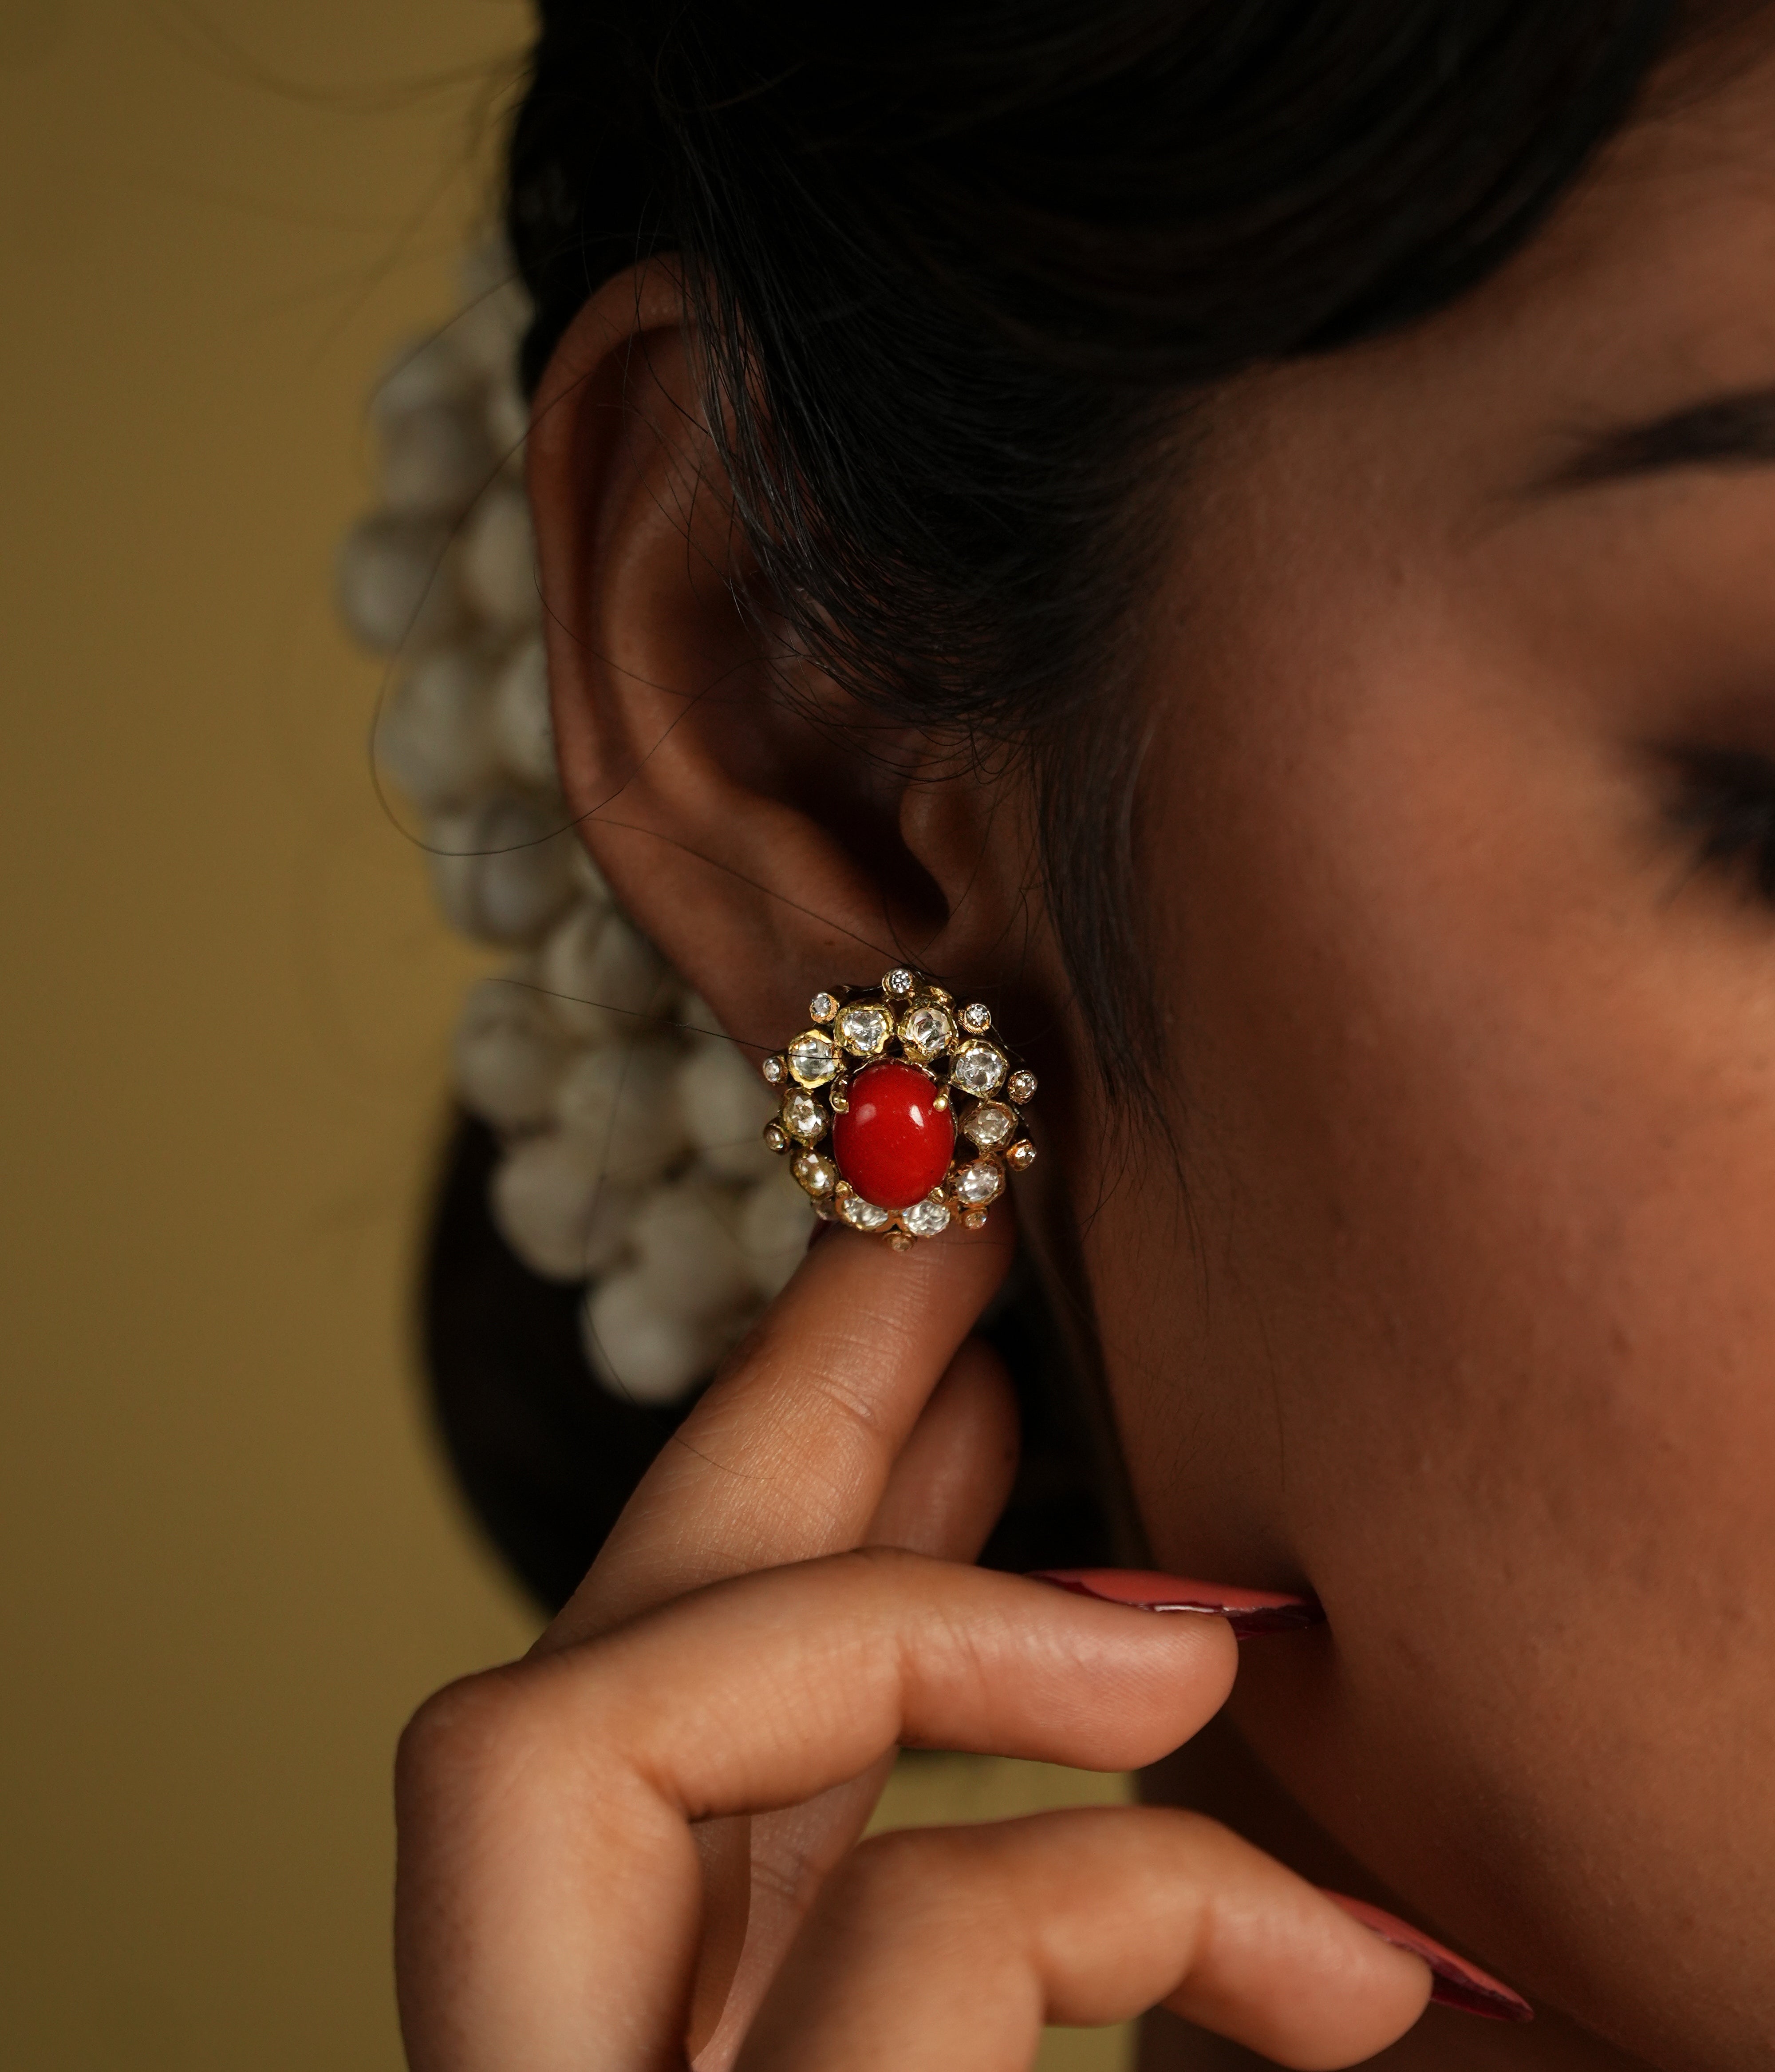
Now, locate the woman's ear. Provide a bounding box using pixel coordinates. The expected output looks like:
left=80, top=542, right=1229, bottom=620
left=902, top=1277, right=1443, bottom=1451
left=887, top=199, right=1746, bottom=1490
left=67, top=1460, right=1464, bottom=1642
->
left=525, top=262, right=1039, bottom=1048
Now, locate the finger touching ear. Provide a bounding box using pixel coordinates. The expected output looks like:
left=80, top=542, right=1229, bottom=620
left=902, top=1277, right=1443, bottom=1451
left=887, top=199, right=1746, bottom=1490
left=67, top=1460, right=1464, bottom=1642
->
left=525, top=263, right=1039, bottom=1049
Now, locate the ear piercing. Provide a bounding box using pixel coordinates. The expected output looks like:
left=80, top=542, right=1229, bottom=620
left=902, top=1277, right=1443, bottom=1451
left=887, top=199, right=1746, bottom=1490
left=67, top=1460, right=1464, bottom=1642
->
left=760, top=967, right=1037, bottom=1248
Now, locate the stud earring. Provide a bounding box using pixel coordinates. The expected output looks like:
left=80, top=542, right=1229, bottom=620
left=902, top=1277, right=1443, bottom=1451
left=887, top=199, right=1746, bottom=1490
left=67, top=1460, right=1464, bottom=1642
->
left=759, top=966, right=1037, bottom=1249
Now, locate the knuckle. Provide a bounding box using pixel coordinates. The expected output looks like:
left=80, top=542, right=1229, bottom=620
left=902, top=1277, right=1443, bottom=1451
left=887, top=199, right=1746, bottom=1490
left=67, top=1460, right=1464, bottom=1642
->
left=396, top=1668, right=525, bottom=1798
left=395, top=1663, right=601, bottom=1819
left=743, top=1314, right=893, bottom=1443
left=801, top=1360, right=890, bottom=1442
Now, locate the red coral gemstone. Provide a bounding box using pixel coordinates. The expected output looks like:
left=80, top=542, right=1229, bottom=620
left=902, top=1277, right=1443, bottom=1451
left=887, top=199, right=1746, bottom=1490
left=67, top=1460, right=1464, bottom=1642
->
left=831, top=1060, right=956, bottom=1210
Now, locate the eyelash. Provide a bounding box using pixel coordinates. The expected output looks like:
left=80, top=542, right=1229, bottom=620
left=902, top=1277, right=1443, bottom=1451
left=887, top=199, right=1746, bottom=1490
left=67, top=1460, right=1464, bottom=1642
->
left=1667, top=745, right=1775, bottom=905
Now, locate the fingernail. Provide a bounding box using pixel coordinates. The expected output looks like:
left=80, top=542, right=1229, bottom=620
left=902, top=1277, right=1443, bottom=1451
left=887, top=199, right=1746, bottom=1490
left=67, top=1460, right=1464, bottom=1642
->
left=1029, top=1568, right=1325, bottom=1637
left=1323, top=1892, right=1533, bottom=2023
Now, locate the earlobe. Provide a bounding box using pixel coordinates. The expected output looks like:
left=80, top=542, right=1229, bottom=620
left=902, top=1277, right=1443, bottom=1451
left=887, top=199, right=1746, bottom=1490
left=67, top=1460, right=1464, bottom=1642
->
left=525, top=264, right=1039, bottom=1049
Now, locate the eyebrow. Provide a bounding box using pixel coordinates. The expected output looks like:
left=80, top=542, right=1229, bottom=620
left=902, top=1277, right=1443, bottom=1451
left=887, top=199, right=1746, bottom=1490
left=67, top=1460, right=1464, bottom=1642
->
left=1549, top=387, right=1775, bottom=490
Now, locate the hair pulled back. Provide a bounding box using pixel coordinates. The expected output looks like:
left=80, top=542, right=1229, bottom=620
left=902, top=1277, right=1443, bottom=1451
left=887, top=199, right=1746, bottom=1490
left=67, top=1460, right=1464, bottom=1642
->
left=506, top=0, right=1691, bottom=1085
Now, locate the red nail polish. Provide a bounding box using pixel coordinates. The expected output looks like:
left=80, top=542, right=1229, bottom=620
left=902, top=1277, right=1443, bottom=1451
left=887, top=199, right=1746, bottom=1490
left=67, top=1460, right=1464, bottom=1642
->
left=1324, top=1893, right=1533, bottom=2023
left=1030, top=1568, right=1324, bottom=1637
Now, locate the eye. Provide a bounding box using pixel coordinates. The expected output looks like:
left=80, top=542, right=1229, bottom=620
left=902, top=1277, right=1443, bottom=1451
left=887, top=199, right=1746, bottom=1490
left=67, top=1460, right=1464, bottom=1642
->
left=1665, top=744, right=1775, bottom=905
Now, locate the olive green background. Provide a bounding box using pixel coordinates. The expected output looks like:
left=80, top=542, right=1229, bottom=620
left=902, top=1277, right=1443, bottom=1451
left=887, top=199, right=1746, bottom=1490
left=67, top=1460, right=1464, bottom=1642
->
left=0, top=5, right=1128, bottom=2065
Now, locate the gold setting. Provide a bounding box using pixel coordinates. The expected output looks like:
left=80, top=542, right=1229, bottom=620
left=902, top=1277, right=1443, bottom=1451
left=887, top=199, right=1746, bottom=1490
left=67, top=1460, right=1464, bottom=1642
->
left=758, top=967, right=1039, bottom=1247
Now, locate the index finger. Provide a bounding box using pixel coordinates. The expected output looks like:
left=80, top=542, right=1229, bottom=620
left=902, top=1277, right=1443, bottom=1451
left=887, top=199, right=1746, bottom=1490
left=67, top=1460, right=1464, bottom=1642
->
left=542, top=1210, right=1015, bottom=1648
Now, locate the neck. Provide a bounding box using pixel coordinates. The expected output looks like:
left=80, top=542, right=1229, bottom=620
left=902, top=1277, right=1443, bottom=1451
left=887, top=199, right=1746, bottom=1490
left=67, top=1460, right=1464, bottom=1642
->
left=1135, top=1720, right=1657, bottom=2071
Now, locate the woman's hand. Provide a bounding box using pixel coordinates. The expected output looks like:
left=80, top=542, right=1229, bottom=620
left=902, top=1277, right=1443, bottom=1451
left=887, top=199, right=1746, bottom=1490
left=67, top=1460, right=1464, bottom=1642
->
left=394, top=1220, right=1434, bottom=2070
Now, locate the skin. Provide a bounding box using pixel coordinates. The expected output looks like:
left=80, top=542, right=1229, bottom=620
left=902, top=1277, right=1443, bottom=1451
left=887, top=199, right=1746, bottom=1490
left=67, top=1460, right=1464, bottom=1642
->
left=396, top=35, right=1775, bottom=2072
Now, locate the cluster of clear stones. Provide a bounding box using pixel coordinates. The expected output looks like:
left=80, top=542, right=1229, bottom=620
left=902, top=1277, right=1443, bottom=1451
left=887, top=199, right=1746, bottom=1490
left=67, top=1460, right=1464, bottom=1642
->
left=759, top=968, right=1040, bottom=1246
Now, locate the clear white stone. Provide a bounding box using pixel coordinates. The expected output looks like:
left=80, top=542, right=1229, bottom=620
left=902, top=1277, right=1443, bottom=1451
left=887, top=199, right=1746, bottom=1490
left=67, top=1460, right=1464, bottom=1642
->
left=375, top=645, right=499, bottom=812
left=793, top=1151, right=838, bottom=1196
left=492, top=1131, right=639, bottom=1281
left=537, top=905, right=665, bottom=1041
left=781, top=1091, right=829, bottom=1142
left=962, top=1101, right=1017, bottom=1151
left=900, top=1198, right=951, bottom=1239
left=883, top=968, right=913, bottom=995
left=809, top=991, right=838, bottom=1022
left=555, top=1040, right=690, bottom=1184
left=787, top=1030, right=839, bottom=1085
left=379, top=398, right=493, bottom=516
left=740, top=1167, right=817, bottom=1298
left=955, top=1158, right=1004, bottom=1205
left=898, top=1004, right=954, bottom=1058
left=460, top=485, right=538, bottom=632
left=488, top=637, right=556, bottom=787
left=336, top=512, right=464, bottom=654
left=761, top=1056, right=785, bottom=1084
left=583, top=1271, right=728, bottom=1405
left=453, top=974, right=569, bottom=1129
left=1007, top=1069, right=1038, bottom=1103
left=950, top=1040, right=1007, bottom=1095
left=429, top=796, right=578, bottom=945
left=960, top=1001, right=991, bottom=1033
left=836, top=1003, right=891, bottom=1056
left=840, top=1194, right=893, bottom=1231
left=678, top=1038, right=779, bottom=1180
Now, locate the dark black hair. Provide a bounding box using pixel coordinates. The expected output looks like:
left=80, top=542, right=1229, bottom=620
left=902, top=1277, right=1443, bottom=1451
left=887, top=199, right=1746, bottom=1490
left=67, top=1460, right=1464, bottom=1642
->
left=430, top=0, right=1739, bottom=1611
left=507, top=0, right=1708, bottom=1085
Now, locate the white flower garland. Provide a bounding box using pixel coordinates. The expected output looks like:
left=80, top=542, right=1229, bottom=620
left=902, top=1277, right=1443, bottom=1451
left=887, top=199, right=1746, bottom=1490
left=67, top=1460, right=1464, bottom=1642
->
left=337, top=243, right=813, bottom=1406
